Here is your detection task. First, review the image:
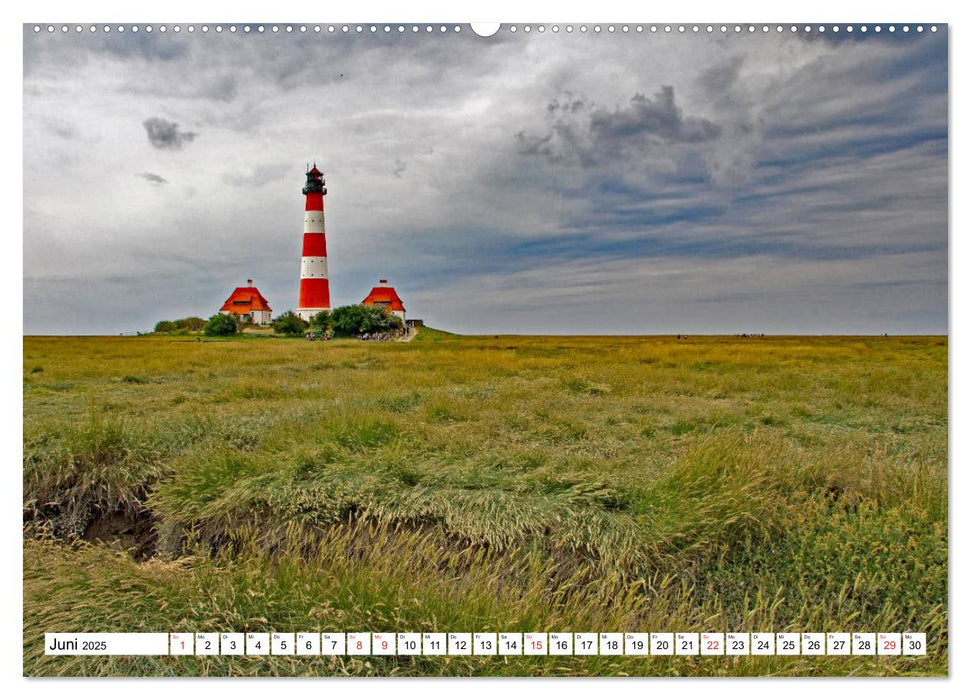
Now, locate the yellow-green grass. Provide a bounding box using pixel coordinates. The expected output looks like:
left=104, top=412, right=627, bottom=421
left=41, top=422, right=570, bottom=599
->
left=23, top=332, right=947, bottom=676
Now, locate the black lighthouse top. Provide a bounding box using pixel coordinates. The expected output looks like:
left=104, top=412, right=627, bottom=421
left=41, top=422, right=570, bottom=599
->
left=302, top=164, right=327, bottom=195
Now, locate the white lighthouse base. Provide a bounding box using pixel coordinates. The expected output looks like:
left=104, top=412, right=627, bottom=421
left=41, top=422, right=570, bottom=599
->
left=297, top=308, right=329, bottom=323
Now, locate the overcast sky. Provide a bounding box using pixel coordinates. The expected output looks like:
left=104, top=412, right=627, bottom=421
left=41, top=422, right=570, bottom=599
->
left=23, top=25, right=947, bottom=335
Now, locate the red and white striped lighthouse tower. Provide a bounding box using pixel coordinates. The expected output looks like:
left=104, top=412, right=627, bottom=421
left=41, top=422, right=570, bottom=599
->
left=296, top=164, right=331, bottom=321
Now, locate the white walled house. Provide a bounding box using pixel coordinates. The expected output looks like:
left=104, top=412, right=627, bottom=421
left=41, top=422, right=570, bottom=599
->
left=361, top=279, right=406, bottom=321
left=220, top=280, right=273, bottom=325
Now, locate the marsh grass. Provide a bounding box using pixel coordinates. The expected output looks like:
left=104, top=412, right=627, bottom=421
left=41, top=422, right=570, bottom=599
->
left=23, top=333, right=947, bottom=676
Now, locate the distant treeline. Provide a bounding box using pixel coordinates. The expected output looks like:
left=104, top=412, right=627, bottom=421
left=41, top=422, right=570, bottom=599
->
left=153, top=317, right=206, bottom=333
left=153, top=306, right=403, bottom=338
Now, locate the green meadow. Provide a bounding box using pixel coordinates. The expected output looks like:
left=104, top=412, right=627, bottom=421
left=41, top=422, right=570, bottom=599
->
left=22, top=330, right=947, bottom=676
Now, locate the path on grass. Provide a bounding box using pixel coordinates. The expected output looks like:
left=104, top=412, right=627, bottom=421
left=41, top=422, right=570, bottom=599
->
left=397, top=327, right=418, bottom=342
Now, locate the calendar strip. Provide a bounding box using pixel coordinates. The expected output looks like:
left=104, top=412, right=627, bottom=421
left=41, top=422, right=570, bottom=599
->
left=44, top=632, right=926, bottom=657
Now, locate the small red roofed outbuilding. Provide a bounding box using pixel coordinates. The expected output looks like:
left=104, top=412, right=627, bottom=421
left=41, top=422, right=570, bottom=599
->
left=362, top=279, right=406, bottom=321
left=220, top=279, right=273, bottom=325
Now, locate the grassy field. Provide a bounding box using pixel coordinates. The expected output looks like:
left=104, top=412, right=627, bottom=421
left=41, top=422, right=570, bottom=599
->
left=22, top=330, right=947, bottom=676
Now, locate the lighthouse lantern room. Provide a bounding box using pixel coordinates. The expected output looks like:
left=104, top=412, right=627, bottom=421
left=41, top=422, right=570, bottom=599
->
left=296, top=164, right=331, bottom=322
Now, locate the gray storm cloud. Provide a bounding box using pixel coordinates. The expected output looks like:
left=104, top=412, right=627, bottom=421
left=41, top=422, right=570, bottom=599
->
left=516, top=86, right=722, bottom=166
left=135, top=172, right=168, bottom=186
left=590, top=87, right=722, bottom=145
left=142, top=117, right=197, bottom=150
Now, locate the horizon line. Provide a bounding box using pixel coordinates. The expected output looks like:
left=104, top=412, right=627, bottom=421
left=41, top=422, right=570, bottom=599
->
left=21, top=332, right=949, bottom=338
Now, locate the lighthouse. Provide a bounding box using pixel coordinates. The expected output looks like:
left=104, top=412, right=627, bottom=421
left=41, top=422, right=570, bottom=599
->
left=296, top=164, right=331, bottom=322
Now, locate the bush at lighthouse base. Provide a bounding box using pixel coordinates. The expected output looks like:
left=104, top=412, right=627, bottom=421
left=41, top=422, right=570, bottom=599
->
left=272, top=311, right=310, bottom=336
left=310, top=310, right=331, bottom=332
left=330, top=304, right=403, bottom=337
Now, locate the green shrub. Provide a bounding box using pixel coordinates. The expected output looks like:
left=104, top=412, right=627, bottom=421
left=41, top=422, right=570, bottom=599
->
left=310, top=310, right=330, bottom=331
left=272, top=311, right=309, bottom=336
left=330, top=304, right=402, bottom=336
left=174, top=317, right=206, bottom=331
left=203, top=313, right=237, bottom=336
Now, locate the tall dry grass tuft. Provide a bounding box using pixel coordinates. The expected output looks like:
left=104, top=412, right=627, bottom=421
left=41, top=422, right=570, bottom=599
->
left=24, top=410, right=168, bottom=536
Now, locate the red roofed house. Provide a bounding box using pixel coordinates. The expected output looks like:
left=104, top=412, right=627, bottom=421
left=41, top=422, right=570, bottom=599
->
left=361, top=279, right=406, bottom=322
left=220, top=279, right=273, bottom=325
